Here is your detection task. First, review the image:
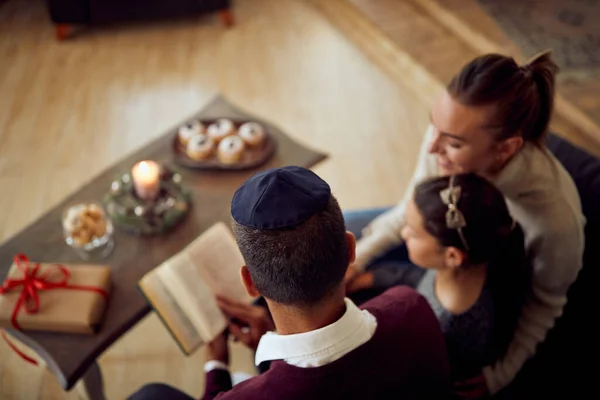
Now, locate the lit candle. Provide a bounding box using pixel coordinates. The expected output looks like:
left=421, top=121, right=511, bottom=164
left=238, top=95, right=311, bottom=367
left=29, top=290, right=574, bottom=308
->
left=132, top=160, right=160, bottom=200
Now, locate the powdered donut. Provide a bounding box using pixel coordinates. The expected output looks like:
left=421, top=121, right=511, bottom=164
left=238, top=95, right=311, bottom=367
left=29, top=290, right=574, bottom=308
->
left=238, top=122, right=266, bottom=146
left=186, top=134, right=215, bottom=161
left=207, top=118, right=235, bottom=143
left=178, top=120, right=205, bottom=146
left=217, top=135, right=245, bottom=164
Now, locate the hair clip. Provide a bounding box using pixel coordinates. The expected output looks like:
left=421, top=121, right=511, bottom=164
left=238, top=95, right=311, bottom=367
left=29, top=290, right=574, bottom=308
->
left=439, top=176, right=470, bottom=250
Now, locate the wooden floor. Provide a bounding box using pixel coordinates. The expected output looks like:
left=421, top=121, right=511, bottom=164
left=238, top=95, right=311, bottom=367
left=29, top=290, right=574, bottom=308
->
left=309, top=0, right=600, bottom=155
left=0, top=0, right=431, bottom=398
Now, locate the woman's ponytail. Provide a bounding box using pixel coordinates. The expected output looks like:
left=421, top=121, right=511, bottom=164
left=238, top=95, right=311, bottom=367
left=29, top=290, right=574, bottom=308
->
left=520, top=50, right=559, bottom=143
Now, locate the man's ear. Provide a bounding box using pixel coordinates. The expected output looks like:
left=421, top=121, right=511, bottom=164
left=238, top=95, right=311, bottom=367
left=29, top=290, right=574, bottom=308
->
left=240, top=266, right=260, bottom=297
left=346, top=231, right=357, bottom=265
left=444, top=247, right=466, bottom=270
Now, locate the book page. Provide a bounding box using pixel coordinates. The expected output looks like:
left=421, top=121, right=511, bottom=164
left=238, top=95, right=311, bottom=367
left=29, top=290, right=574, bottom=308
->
left=185, top=222, right=252, bottom=303
left=140, top=222, right=253, bottom=353
left=138, top=272, right=202, bottom=354
left=158, top=251, right=228, bottom=343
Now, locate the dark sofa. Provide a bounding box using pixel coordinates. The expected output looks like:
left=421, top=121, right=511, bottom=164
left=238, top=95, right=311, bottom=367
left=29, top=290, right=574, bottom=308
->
left=502, top=134, right=600, bottom=398
left=45, top=0, right=232, bottom=39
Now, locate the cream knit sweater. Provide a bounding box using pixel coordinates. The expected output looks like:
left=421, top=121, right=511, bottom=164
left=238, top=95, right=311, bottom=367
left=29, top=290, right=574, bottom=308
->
left=355, top=126, right=585, bottom=393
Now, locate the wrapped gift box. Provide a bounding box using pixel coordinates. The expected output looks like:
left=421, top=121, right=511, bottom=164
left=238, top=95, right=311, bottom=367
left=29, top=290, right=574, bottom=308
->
left=0, top=260, right=111, bottom=334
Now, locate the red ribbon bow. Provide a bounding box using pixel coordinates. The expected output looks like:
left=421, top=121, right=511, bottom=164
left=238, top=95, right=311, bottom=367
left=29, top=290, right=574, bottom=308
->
left=0, top=254, right=109, bottom=365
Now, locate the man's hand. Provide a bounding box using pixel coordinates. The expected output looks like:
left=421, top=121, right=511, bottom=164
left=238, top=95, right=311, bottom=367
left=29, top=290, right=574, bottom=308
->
left=454, top=373, right=489, bottom=399
left=216, top=295, right=275, bottom=351
left=206, top=330, right=229, bottom=365
left=345, top=271, right=375, bottom=294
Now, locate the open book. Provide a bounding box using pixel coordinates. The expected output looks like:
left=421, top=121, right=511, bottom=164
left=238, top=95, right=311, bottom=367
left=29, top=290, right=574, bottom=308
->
left=138, top=222, right=252, bottom=355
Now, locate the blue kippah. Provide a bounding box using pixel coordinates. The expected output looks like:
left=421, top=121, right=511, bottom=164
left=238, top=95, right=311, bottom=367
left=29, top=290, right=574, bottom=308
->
left=231, top=166, right=332, bottom=230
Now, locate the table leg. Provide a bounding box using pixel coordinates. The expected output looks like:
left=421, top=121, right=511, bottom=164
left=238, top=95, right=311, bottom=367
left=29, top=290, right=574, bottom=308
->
left=76, top=361, right=106, bottom=400
left=55, top=24, right=72, bottom=40
left=219, top=9, right=235, bottom=27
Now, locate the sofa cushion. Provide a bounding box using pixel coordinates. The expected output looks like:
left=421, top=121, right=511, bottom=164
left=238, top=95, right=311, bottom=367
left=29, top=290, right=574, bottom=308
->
left=511, top=134, right=600, bottom=397
left=546, top=134, right=600, bottom=226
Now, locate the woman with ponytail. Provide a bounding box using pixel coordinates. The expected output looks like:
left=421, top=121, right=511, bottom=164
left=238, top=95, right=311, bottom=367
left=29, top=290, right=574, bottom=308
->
left=345, top=51, right=585, bottom=394
left=405, top=173, right=528, bottom=388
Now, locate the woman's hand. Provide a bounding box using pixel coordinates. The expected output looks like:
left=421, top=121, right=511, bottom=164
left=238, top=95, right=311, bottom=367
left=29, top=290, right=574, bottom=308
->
left=345, top=271, right=375, bottom=294
left=216, top=295, right=275, bottom=351
left=344, top=264, right=361, bottom=284
left=345, top=260, right=375, bottom=295
left=453, top=373, right=489, bottom=399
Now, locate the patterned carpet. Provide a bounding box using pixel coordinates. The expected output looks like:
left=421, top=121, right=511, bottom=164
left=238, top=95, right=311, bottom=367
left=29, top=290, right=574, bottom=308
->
left=478, top=0, right=600, bottom=79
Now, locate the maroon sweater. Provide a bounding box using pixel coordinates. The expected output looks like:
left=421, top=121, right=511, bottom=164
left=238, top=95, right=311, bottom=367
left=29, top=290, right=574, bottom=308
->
left=202, top=287, right=451, bottom=399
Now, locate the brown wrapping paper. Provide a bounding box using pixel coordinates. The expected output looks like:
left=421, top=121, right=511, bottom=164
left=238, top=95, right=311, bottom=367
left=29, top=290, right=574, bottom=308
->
left=0, top=262, right=111, bottom=334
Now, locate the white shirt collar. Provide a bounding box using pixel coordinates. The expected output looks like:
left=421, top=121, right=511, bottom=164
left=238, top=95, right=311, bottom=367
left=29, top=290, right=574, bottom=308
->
left=255, top=298, right=377, bottom=368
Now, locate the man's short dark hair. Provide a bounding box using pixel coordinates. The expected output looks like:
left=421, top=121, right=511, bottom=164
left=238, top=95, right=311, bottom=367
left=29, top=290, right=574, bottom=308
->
left=232, top=195, right=349, bottom=305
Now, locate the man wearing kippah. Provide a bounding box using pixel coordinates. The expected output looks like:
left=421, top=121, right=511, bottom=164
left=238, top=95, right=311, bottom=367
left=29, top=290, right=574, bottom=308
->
left=130, top=166, right=450, bottom=400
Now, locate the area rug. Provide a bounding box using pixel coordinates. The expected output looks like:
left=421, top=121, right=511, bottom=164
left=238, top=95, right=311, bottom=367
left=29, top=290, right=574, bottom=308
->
left=478, top=0, right=600, bottom=79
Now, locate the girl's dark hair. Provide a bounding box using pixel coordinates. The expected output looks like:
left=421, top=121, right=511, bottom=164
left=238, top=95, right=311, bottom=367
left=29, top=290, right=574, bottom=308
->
left=447, top=51, right=558, bottom=144
left=414, top=174, right=519, bottom=266
left=414, top=173, right=530, bottom=358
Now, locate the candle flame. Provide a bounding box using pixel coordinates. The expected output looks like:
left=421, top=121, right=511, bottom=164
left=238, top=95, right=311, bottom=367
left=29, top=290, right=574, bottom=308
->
left=139, top=161, right=150, bottom=173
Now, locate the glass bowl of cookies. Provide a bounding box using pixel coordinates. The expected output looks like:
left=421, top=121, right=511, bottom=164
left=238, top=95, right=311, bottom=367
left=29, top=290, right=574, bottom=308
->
left=62, top=203, right=115, bottom=260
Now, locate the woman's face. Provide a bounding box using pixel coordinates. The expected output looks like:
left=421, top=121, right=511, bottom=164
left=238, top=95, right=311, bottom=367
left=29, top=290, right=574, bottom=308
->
left=401, top=199, right=447, bottom=270
left=429, top=91, right=502, bottom=176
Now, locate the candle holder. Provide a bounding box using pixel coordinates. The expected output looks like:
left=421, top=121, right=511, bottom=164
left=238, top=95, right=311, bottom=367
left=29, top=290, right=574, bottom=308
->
left=103, top=165, right=191, bottom=235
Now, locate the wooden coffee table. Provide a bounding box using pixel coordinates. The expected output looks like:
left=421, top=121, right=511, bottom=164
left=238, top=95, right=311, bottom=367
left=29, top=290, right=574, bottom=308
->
left=0, top=96, right=326, bottom=399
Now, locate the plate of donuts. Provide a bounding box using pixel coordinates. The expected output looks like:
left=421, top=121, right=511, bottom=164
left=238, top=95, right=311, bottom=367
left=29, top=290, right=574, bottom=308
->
left=172, top=118, right=277, bottom=170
